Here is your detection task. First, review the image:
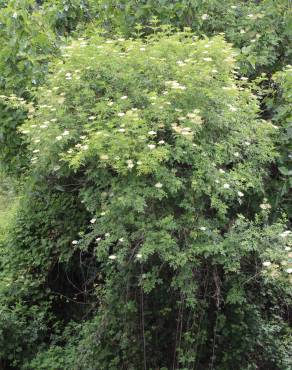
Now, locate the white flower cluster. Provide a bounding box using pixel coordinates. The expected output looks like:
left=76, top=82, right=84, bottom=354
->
left=260, top=199, right=271, bottom=210
left=126, top=160, right=134, bottom=169
left=172, top=123, right=193, bottom=137
left=165, top=80, right=186, bottom=90
left=279, top=230, right=291, bottom=238
left=263, top=261, right=271, bottom=267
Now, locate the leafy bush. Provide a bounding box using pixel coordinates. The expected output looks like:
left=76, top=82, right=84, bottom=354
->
left=0, top=96, right=32, bottom=173
left=42, top=0, right=99, bottom=36
left=7, top=31, right=290, bottom=369
left=0, top=0, right=56, bottom=93
left=96, top=0, right=292, bottom=76
left=265, top=66, right=292, bottom=218
left=0, top=0, right=57, bottom=173
left=0, top=171, right=18, bottom=245
left=0, top=179, right=89, bottom=367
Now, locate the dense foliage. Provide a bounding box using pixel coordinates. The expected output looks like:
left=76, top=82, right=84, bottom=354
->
left=0, top=1, right=291, bottom=369
left=265, top=66, right=292, bottom=218
left=0, top=0, right=57, bottom=173
left=96, top=0, right=292, bottom=76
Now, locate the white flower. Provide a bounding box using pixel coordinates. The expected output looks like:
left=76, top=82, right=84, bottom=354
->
left=100, top=212, right=106, bottom=216
left=263, top=261, right=271, bottom=267
left=200, top=226, right=207, bottom=231
left=238, top=191, right=244, bottom=197
left=140, top=47, right=146, bottom=51
left=260, top=203, right=271, bottom=210
left=50, top=118, right=57, bottom=122
left=107, top=101, right=114, bottom=106
left=244, top=141, right=250, bottom=146
left=118, top=128, right=126, bottom=132
left=100, top=154, right=109, bottom=160
left=228, top=105, right=237, bottom=112
left=89, top=116, right=96, bottom=120
left=219, top=169, right=225, bottom=174
left=90, top=218, right=96, bottom=224
left=203, top=57, right=212, bottom=62
left=72, top=240, right=78, bottom=245
left=108, top=255, right=117, bottom=260
left=127, top=160, right=134, bottom=169
left=158, top=140, right=165, bottom=145
left=234, top=152, right=240, bottom=157
left=285, top=247, right=291, bottom=251
left=148, top=144, right=156, bottom=150
left=285, top=268, right=292, bottom=274
left=56, top=136, right=63, bottom=141
left=148, top=131, right=157, bottom=135
left=12, top=12, right=17, bottom=19
left=155, top=182, right=163, bottom=188
left=201, top=14, right=209, bottom=20
left=62, top=130, right=70, bottom=136
left=120, top=96, right=128, bottom=100
left=33, top=149, right=40, bottom=153
left=96, top=237, right=101, bottom=242
left=280, top=231, right=291, bottom=238
left=119, top=238, right=124, bottom=243
left=105, top=233, right=110, bottom=237
left=167, top=81, right=186, bottom=90
left=136, top=253, right=142, bottom=259
left=223, top=183, right=230, bottom=189
left=118, top=112, right=125, bottom=117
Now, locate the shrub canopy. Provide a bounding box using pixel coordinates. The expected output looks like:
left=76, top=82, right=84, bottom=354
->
left=3, top=31, right=289, bottom=369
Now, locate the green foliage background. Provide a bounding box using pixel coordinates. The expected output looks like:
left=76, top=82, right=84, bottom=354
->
left=0, top=1, right=291, bottom=369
